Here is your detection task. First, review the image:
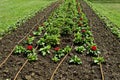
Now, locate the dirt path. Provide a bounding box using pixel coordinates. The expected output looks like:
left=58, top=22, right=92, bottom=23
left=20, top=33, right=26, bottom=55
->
left=80, top=0, right=120, bottom=80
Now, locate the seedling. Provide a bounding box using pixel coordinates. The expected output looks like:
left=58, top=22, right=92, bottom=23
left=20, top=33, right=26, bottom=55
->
left=54, top=47, right=64, bottom=58
left=63, top=45, right=71, bottom=54
left=52, top=56, right=60, bottom=62
left=33, top=27, right=44, bottom=36
left=73, top=33, right=83, bottom=45
left=75, top=46, right=86, bottom=53
left=39, top=45, right=51, bottom=56
left=69, top=55, right=82, bottom=64
left=37, top=38, right=45, bottom=46
left=87, top=44, right=100, bottom=56
left=14, top=45, right=26, bottom=54
left=26, top=36, right=35, bottom=44
left=93, top=57, right=105, bottom=65
left=27, top=49, right=38, bottom=61
left=45, top=35, right=60, bottom=46
left=61, top=26, right=72, bottom=35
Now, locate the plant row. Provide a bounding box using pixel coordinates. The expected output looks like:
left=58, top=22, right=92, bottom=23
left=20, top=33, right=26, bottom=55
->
left=13, top=0, right=104, bottom=65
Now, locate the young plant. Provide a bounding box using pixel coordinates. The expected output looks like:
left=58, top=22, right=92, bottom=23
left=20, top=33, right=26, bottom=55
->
left=14, top=45, right=26, bottom=54
left=93, top=57, right=104, bottom=65
left=81, top=29, right=92, bottom=37
left=27, top=49, right=38, bottom=61
left=87, top=45, right=100, bottom=56
left=52, top=55, right=60, bottom=62
left=46, top=27, right=60, bottom=36
left=33, top=27, right=44, bottom=36
left=73, top=32, right=83, bottom=45
left=37, top=38, right=45, bottom=46
left=26, top=36, right=35, bottom=44
left=75, top=46, right=86, bottom=53
left=84, top=36, right=94, bottom=45
left=63, top=45, right=71, bottom=54
left=61, top=26, right=72, bottom=36
left=39, top=45, right=51, bottom=56
left=45, top=35, right=60, bottom=46
left=54, top=47, right=64, bottom=58
left=69, top=55, right=82, bottom=64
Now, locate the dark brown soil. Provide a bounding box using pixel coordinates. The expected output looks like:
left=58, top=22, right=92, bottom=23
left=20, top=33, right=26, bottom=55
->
left=80, top=0, right=120, bottom=80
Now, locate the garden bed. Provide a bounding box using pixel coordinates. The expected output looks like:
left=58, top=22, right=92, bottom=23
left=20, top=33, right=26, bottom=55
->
left=0, top=0, right=120, bottom=80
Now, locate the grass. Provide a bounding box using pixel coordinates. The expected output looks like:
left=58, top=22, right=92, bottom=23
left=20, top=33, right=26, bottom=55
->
left=90, top=2, right=120, bottom=28
left=0, top=0, right=56, bottom=33
left=85, top=0, right=120, bottom=38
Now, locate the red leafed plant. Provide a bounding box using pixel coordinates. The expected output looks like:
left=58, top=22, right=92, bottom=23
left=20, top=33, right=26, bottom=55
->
left=91, top=46, right=97, bottom=51
left=54, top=47, right=60, bottom=51
left=27, top=45, right=33, bottom=50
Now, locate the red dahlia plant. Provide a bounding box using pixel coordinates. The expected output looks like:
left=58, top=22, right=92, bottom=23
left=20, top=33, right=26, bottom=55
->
left=91, top=45, right=97, bottom=51
left=54, top=47, right=60, bottom=51
left=27, top=45, right=33, bottom=50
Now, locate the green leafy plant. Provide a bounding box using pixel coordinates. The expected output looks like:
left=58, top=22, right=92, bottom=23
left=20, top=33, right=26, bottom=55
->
left=39, top=45, right=51, bottom=56
left=69, top=55, right=82, bottom=64
left=93, top=57, right=104, bottom=65
left=63, top=45, right=71, bottom=54
left=27, top=49, right=38, bottom=61
left=84, top=36, right=94, bottom=45
left=61, top=26, right=72, bottom=35
left=73, top=32, right=83, bottom=45
left=87, top=45, right=100, bottom=56
left=46, top=27, right=60, bottom=36
left=37, top=38, right=45, bottom=46
left=26, top=36, right=35, bottom=44
left=52, top=55, right=60, bottom=62
left=54, top=47, right=65, bottom=58
left=81, top=29, right=92, bottom=37
left=14, top=45, right=26, bottom=54
left=45, top=35, right=60, bottom=46
left=33, top=27, right=44, bottom=36
left=27, top=53, right=38, bottom=61
left=75, top=46, right=86, bottom=53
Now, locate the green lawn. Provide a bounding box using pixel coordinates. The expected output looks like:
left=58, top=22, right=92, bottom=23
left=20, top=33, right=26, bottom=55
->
left=90, top=2, right=120, bottom=28
left=85, top=0, right=120, bottom=38
left=0, top=0, right=56, bottom=33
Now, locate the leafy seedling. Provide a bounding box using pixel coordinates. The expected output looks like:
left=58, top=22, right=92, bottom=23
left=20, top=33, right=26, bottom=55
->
left=14, top=45, right=26, bottom=54
left=75, top=46, right=86, bottom=53
left=69, top=55, right=82, bottom=64
left=52, top=55, right=60, bottom=62
left=39, top=45, right=51, bottom=56
left=93, top=57, right=105, bottom=65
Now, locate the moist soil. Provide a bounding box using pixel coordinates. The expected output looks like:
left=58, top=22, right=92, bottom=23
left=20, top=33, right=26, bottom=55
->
left=0, top=0, right=120, bottom=80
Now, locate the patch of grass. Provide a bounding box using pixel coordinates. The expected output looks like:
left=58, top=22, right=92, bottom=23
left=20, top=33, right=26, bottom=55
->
left=91, top=2, right=120, bottom=28
left=85, top=0, right=120, bottom=38
left=0, top=0, right=56, bottom=33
